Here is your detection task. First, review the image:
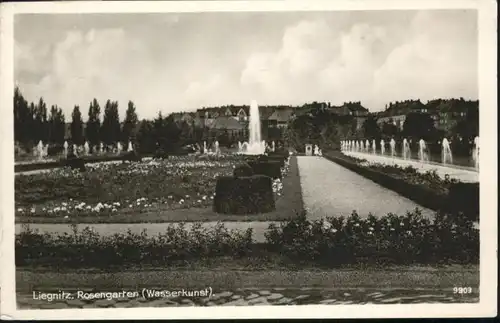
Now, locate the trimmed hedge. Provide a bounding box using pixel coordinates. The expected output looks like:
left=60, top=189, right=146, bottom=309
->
left=154, top=149, right=169, bottom=160
left=446, top=182, right=479, bottom=218
left=65, top=154, right=86, bottom=172
left=247, top=160, right=282, bottom=179
left=122, top=151, right=143, bottom=162
left=213, top=175, right=276, bottom=214
left=233, top=163, right=254, bottom=178
left=14, top=161, right=62, bottom=173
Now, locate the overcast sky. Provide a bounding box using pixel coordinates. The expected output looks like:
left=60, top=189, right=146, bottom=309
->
left=14, top=10, right=477, bottom=121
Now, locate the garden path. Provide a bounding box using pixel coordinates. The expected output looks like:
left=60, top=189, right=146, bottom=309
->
left=297, top=156, right=434, bottom=220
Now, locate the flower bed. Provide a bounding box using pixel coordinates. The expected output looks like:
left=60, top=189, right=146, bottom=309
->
left=15, top=154, right=292, bottom=220
left=15, top=155, right=246, bottom=218
left=16, top=210, right=478, bottom=269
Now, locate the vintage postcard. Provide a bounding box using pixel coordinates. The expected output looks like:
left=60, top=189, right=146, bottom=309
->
left=0, top=0, right=497, bottom=320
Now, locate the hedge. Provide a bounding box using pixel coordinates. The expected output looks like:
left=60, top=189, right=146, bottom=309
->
left=247, top=160, right=282, bottom=179
left=15, top=210, right=478, bottom=268
left=122, top=151, right=143, bottom=162
left=213, top=175, right=275, bottom=214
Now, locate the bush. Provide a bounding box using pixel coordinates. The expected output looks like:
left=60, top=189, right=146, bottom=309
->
left=248, top=160, right=282, bottom=179
left=446, top=182, right=479, bottom=221
left=154, top=149, right=169, bottom=160
left=65, top=154, right=86, bottom=172
left=265, top=209, right=479, bottom=266
left=233, top=163, right=254, bottom=178
left=16, top=223, right=254, bottom=268
left=15, top=210, right=479, bottom=268
left=122, top=151, right=142, bottom=162
left=213, top=175, right=276, bottom=214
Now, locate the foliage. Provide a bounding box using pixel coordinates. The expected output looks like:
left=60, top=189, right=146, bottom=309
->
left=16, top=209, right=478, bottom=268
left=265, top=210, right=478, bottom=265
left=15, top=155, right=244, bottom=215
left=86, top=99, right=101, bottom=150
left=101, top=100, right=121, bottom=145
left=361, top=115, right=381, bottom=140
left=16, top=222, right=254, bottom=268
left=70, top=106, right=84, bottom=145
left=402, top=112, right=437, bottom=141
left=122, top=101, right=139, bottom=143
left=213, top=175, right=276, bottom=214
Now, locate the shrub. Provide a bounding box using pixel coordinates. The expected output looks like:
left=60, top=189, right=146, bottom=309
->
left=446, top=182, right=479, bottom=221
left=233, top=163, right=253, bottom=178
left=15, top=223, right=254, bottom=268
left=122, top=151, right=142, bottom=162
left=154, top=149, right=169, bottom=160
left=213, top=175, right=276, bottom=214
left=265, top=209, right=479, bottom=266
left=65, top=154, right=86, bottom=172
left=15, top=210, right=479, bottom=268
left=248, top=160, right=282, bottom=179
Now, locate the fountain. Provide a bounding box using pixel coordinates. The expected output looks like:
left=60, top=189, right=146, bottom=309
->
left=418, top=139, right=429, bottom=163
left=314, top=145, right=320, bottom=156
left=36, top=140, right=44, bottom=160
left=203, top=141, right=207, bottom=154
left=372, top=140, right=376, bottom=154
left=402, top=138, right=411, bottom=160
left=127, top=141, right=133, bottom=152
left=271, top=141, right=276, bottom=152
left=84, top=141, right=90, bottom=156
left=355, top=141, right=359, bottom=151
left=214, top=140, right=220, bottom=155
left=442, top=138, right=453, bottom=165
left=389, top=139, right=396, bottom=158
left=44, top=144, right=49, bottom=158
left=63, top=141, right=68, bottom=158
left=380, top=139, right=385, bottom=155
left=360, top=141, right=364, bottom=152
left=472, top=136, right=479, bottom=169
left=72, top=144, right=78, bottom=157
left=117, top=142, right=123, bottom=155
left=365, top=140, right=370, bottom=151
left=240, top=100, right=266, bottom=155
left=99, top=142, right=104, bottom=154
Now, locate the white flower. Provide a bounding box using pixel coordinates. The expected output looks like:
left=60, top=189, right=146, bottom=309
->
left=202, top=196, right=207, bottom=200
left=30, top=208, right=35, bottom=213
left=17, top=208, right=23, bottom=212
left=64, top=215, right=68, bottom=219
left=112, top=208, right=117, bottom=212
left=62, top=202, right=67, bottom=206
left=332, top=228, right=338, bottom=233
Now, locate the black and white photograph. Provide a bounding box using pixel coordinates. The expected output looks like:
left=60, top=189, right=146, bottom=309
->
left=0, top=0, right=497, bottom=320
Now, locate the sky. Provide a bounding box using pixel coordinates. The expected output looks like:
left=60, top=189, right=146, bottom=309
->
left=14, top=10, right=478, bottom=121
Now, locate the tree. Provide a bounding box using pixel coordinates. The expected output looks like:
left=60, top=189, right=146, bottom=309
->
left=361, top=115, right=381, bottom=140
left=71, top=106, right=84, bottom=145
left=136, top=119, right=155, bottom=153
left=34, top=97, right=48, bottom=143
left=14, top=86, right=31, bottom=145
left=381, top=121, right=399, bottom=139
left=86, top=99, right=101, bottom=150
left=122, top=100, right=139, bottom=143
left=101, top=100, right=121, bottom=145
left=402, top=112, right=436, bottom=141
left=48, top=105, right=66, bottom=144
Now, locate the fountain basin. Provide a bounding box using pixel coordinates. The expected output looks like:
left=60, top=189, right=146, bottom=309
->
left=342, top=151, right=479, bottom=183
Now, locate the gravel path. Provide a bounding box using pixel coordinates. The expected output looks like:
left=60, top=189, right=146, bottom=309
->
left=297, top=156, right=434, bottom=220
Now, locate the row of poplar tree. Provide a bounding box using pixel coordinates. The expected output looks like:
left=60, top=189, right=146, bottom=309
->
left=14, top=87, right=139, bottom=147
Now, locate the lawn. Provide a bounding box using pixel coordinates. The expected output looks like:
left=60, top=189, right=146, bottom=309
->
left=15, top=154, right=304, bottom=223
